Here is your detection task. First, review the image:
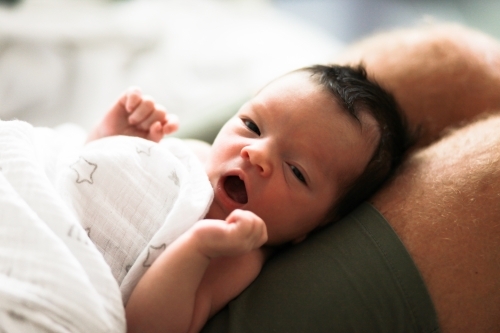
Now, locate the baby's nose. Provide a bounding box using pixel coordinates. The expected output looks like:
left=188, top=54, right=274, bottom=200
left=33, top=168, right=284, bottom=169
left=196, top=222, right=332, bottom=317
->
left=241, top=144, right=272, bottom=177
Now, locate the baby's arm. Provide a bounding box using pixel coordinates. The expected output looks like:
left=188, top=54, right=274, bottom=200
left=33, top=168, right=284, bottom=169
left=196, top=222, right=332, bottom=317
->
left=125, top=209, right=268, bottom=333
left=86, top=87, right=179, bottom=143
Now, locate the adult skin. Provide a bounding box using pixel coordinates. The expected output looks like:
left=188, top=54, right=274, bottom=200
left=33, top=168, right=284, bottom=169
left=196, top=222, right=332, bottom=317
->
left=337, top=23, right=500, bottom=332
left=334, top=23, right=500, bottom=148
left=370, top=113, right=500, bottom=332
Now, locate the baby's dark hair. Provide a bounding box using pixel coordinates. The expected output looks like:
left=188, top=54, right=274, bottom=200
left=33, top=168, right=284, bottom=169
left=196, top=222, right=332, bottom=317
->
left=302, top=64, right=414, bottom=222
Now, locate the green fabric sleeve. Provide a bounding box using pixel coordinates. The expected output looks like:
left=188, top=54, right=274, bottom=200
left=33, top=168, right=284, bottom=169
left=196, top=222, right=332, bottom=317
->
left=202, top=202, right=439, bottom=333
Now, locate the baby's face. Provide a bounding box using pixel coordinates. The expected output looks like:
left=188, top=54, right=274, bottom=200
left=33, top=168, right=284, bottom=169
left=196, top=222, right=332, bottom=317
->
left=204, top=71, right=377, bottom=245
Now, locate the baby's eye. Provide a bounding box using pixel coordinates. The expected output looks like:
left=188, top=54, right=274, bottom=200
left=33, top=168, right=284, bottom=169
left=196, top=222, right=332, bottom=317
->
left=243, top=119, right=261, bottom=136
left=290, top=165, right=306, bottom=184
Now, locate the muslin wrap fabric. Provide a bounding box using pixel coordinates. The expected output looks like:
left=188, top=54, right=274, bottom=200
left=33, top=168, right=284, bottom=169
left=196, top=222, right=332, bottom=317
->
left=0, top=119, right=212, bottom=332
left=57, top=135, right=213, bottom=304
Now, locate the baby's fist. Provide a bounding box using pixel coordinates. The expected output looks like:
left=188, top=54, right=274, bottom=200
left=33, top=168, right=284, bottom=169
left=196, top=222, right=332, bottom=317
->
left=194, top=210, right=267, bottom=258
left=225, top=209, right=268, bottom=253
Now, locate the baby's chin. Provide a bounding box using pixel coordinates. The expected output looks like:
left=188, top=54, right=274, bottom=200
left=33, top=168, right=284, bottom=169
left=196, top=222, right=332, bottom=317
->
left=203, top=200, right=228, bottom=221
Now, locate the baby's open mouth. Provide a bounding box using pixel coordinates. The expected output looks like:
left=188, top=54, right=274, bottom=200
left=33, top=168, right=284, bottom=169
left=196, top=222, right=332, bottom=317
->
left=224, top=176, right=248, bottom=204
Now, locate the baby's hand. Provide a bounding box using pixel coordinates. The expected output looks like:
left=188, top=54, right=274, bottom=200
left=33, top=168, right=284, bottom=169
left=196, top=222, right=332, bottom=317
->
left=121, top=87, right=179, bottom=141
left=193, top=210, right=268, bottom=258
left=87, top=87, right=179, bottom=143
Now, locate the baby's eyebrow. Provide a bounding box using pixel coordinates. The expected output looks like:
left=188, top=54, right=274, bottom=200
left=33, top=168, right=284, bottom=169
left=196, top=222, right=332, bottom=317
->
left=248, top=99, right=269, bottom=114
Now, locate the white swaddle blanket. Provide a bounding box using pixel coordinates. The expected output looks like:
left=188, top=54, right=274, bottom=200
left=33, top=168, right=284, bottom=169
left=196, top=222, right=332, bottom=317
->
left=57, top=134, right=213, bottom=303
left=0, top=120, right=124, bottom=332
left=0, top=119, right=212, bottom=331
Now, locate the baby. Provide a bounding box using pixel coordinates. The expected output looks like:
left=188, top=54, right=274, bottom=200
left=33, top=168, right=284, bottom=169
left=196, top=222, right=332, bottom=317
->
left=87, top=64, right=411, bottom=333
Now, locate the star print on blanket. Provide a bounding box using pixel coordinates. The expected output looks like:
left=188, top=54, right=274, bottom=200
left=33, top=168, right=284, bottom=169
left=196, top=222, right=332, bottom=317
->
left=58, top=135, right=213, bottom=304
left=70, top=157, right=97, bottom=184
left=0, top=120, right=125, bottom=332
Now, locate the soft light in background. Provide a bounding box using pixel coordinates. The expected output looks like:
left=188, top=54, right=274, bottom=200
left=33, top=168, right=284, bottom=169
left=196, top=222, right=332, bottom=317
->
left=0, top=0, right=498, bottom=142
left=270, top=0, right=500, bottom=43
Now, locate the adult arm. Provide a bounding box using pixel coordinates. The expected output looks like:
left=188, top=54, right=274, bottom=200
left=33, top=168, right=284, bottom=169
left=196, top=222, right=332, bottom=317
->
left=370, top=113, right=500, bottom=332
left=333, top=23, right=500, bottom=148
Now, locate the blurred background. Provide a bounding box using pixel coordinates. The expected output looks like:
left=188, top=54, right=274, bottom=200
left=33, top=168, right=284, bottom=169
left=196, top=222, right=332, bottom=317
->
left=1, top=0, right=499, bottom=142
left=270, top=0, right=500, bottom=43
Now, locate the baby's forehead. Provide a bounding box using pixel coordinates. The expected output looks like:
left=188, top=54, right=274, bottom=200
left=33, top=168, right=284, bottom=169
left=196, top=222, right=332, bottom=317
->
left=319, top=110, right=380, bottom=187
left=259, top=69, right=340, bottom=98
left=248, top=70, right=380, bottom=172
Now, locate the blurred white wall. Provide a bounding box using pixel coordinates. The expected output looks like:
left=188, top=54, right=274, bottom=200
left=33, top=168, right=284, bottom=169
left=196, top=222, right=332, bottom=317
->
left=0, top=0, right=344, bottom=141
left=270, top=0, right=500, bottom=43
left=6, top=0, right=495, bottom=141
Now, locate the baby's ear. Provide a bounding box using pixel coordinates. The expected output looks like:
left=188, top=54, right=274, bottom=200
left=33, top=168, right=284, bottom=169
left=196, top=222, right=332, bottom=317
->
left=291, top=234, right=307, bottom=245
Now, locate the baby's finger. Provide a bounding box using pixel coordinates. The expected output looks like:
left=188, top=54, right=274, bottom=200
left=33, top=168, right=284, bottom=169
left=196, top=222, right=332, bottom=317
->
left=124, top=86, right=142, bottom=112
left=227, top=210, right=268, bottom=247
left=226, top=209, right=254, bottom=224
left=162, top=113, right=180, bottom=135
left=135, top=107, right=167, bottom=131
left=128, top=96, right=156, bottom=124
left=147, top=121, right=164, bottom=143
